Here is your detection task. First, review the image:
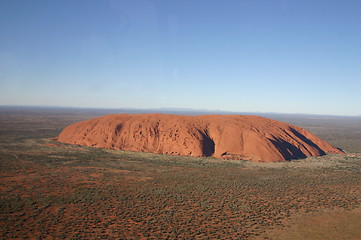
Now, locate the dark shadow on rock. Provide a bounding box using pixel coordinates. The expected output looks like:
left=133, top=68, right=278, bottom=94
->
left=336, top=147, right=345, bottom=153
left=199, top=131, right=215, bottom=157
left=115, top=124, right=123, bottom=135
left=269, top=138, right=307, bottom=161
left=289, top=128, right=325, bottom=155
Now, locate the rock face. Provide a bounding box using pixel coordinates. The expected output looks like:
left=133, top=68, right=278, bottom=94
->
left=57, top=114, right=343, bottom=162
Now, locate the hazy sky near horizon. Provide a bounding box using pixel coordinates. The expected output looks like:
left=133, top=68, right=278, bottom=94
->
left=1, top=0, right=360, bottom=115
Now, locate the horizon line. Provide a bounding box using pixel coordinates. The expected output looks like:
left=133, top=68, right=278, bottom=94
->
left=0, top=104, right=360, bottom=118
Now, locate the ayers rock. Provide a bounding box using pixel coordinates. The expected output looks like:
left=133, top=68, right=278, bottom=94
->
left=57, top=114, right=343, bottom=162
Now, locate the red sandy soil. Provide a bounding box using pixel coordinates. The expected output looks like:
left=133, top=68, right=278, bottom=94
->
left=57, top=114, right=343, bottom=162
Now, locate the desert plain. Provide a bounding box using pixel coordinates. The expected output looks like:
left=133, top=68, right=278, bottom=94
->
left=1, top=107, right=360, bottom=239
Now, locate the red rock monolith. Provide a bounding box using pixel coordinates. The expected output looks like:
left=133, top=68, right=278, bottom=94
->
left=57, top=114, right=344, bottom=162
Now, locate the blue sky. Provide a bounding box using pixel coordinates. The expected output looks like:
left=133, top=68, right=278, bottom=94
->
left=1, top=0, right=360, bottom=115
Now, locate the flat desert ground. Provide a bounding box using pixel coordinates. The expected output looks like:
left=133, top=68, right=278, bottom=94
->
left=1, top=107, right=360, bottom=239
